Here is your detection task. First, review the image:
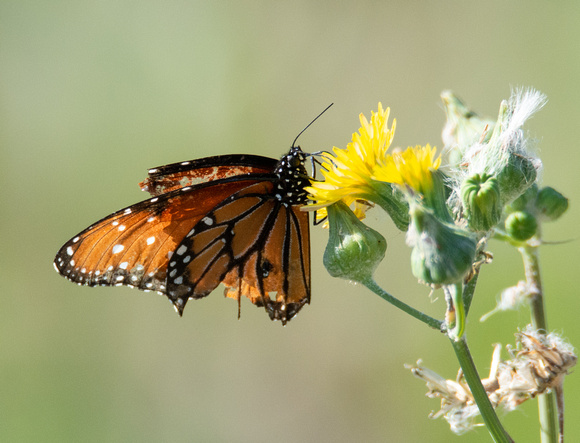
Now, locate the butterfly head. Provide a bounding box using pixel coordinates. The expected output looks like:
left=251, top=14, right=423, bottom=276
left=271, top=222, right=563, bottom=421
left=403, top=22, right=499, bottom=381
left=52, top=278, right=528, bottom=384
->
left=276, top=145, right=307, bottom=170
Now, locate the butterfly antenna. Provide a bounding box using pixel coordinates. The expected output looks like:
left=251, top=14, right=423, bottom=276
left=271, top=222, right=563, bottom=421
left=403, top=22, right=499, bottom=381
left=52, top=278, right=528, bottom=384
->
left=292, top=103, right=334, bottom=148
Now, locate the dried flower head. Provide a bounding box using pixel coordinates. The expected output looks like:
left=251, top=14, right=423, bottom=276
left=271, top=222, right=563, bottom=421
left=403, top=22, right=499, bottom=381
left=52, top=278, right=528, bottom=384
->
left=407, top=326, right=576, bottom=434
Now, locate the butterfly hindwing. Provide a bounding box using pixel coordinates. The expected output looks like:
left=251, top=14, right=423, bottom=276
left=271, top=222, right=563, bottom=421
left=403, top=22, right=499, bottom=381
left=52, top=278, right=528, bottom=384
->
left=166, top=181, right=310, bottom=323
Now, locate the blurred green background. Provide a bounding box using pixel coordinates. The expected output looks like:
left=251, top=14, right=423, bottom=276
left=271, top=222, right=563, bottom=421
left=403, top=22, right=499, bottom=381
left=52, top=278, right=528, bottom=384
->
left=2, top=1, right=579, bottom=442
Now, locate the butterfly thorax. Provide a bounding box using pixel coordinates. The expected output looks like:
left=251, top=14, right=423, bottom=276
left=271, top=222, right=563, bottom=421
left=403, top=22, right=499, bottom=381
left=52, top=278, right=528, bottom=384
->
left=273, top=146, right=310, bottom=205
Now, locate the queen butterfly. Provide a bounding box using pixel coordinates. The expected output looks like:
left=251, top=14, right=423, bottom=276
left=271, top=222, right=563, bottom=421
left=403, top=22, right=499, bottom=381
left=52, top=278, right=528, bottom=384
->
left=53, top=145, right=312, bottom=325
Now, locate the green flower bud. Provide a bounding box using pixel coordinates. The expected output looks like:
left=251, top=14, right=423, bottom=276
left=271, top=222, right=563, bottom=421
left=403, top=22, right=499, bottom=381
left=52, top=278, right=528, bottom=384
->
left=460, top=91, right=545, bottom=206
left=495, top=151, right=539, bottom=205
left=408, top=204, right=476, bottom=285
left=506, top=183, right=538, bottom=213
left=461, top=173, right=502, bottom=231
left=535, top=186, right=568, bottom=222
left=440, top=91, right=494, bottom=166
left=505, top=210, right=537, bottom=241
left=323, top=201, right=387, bottom=282
left=489, top=101, right=540, bottom=205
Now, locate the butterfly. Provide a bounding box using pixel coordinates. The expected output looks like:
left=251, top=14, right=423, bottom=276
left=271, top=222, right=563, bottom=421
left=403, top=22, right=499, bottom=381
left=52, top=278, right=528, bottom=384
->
left=53, top=144, right=313, bottom=325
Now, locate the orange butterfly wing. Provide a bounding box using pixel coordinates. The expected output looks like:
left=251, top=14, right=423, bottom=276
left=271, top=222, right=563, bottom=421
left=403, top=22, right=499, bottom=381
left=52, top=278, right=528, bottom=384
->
left=54, top=149, right=311, bottom=324
left=54, top=179, right=259, bottom=295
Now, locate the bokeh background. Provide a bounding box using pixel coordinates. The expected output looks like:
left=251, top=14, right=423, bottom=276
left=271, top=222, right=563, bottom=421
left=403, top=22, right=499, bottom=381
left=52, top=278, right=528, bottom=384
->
left=2, top=1, right=579, bottom=442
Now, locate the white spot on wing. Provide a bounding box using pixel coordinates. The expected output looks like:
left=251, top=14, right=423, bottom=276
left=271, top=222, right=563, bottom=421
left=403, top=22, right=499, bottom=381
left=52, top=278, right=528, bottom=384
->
left=112, top=244, right=125, bottom=254
left=146, top=236, right=155, bottom=245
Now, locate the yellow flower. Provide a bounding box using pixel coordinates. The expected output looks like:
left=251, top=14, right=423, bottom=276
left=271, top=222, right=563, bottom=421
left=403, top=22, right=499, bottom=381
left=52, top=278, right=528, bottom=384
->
left=373, top=145, right=441, bottom=196
left=304, top=103, right=396, bottom=217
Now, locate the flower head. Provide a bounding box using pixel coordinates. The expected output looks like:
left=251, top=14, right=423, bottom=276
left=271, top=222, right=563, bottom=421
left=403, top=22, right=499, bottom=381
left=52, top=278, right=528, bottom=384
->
left=374, top=145, right=452, bottom=223
left=373, top=144, right=442, bottom=196
left=305, top=103, right=395, bottom=211
left=305, top=103, right=410, bottom=230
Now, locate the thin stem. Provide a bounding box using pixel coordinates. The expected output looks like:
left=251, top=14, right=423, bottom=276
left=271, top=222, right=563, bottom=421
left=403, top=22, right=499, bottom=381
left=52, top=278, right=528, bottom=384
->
left=361, top=277, right=442, bottom=330
left=364, top=277, right=513, bottom=440
left=463, top=267, right=480, bottom=316
left=451, top=338, right=514, bottom=443
left=518, top=243, right=559, bottom=443
left=445, top=283, right=465, bottom=340
left=519, top=244, right=547, bottom=331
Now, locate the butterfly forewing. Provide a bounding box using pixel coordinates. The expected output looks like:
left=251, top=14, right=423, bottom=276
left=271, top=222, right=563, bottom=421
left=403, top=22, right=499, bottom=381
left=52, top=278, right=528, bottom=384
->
left=54, top=179, right=262, bottom=294
left=140, top=155, right=277, bottom=196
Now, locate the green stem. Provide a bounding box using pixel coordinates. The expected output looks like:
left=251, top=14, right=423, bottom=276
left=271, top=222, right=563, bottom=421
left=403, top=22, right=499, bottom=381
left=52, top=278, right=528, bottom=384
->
left=519, top=244, right=548, bottom=331
left=463, top=268, right=480, bottom=316
left=364, top=277, right=512, bottom=440
left=445, top=283, right=465, bottom=340
left=361, top=277, right=442, bottom=330
left=451, top=338, right=514, bottom=443
left=518, top=243, right=558, bottom=443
